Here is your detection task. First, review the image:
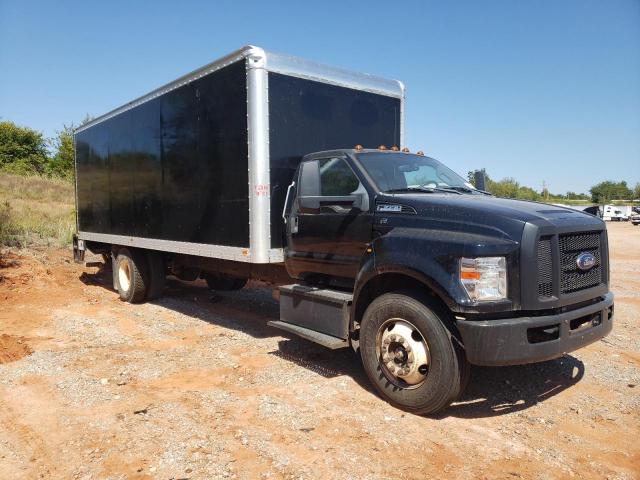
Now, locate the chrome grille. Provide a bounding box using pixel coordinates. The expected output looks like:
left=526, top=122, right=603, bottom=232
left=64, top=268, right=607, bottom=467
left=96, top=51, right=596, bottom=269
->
left=536, top=231, right=604, bottom=299
left=559, top=232, right=603, bottom=294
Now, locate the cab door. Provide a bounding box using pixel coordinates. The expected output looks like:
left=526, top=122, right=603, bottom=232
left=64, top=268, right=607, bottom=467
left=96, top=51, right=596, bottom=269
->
left=284, top=156, right=372, bottom=286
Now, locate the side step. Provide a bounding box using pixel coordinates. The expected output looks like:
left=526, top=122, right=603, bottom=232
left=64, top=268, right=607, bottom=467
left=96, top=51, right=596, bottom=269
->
left=267, top=320, right=348, bottom=349
left=272, top=284, right=353, bottom=350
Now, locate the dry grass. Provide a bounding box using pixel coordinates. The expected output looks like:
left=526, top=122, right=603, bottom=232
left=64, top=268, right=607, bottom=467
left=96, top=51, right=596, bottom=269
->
left=0, top=173, right=75, bottom=247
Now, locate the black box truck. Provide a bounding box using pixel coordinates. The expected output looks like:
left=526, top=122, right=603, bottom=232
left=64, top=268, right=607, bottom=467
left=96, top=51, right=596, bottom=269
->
left=73, top=46, right=613, bottom=414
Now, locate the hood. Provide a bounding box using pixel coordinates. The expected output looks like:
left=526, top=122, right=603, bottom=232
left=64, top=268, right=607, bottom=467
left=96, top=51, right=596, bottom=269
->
left=375, top=192, right=605, bottom=241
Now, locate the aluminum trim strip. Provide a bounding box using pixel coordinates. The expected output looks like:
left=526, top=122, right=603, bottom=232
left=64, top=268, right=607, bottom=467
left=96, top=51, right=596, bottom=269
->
left=75, top=45, right=404, bottom=133
left=72, top=132, right=79, bottom=231
left=75, top=46, right=258, bottom=133
left=77, top=231, right=285, bottom=264
left=398, top=80, right=406, bottom=145
left=246, top=52, right=272, bottom=263
left=78, top=231, right=251, bottom=262
left=262, top=50, right=403, bottom=99
left=269, top=248, right=284, bottom=263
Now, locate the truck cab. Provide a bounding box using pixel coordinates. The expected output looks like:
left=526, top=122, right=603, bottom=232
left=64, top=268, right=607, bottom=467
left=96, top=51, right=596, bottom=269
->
left=279, top=147, right=613, bottom=413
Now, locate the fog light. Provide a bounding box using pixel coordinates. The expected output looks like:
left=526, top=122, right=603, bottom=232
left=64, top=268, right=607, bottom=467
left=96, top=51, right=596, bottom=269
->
left=460, top=257, right=507, bottom=301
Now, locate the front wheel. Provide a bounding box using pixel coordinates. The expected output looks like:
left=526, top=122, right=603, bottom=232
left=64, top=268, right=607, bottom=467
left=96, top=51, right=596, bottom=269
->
left=360, top=291, right=468, bottom=415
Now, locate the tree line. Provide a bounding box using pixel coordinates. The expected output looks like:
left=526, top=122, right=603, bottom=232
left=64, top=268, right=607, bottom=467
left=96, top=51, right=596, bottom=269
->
left=0, top=120, right=86, bottom=180
left=468, top=169, right=639, bottom=204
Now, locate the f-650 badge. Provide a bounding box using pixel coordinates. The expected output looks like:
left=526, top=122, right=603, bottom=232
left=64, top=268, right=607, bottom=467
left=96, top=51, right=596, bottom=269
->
left=377, top=204, right=402, bottom=212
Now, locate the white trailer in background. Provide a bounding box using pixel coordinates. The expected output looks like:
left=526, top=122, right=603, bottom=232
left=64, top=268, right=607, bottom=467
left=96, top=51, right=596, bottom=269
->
left=603, top=205, right=631, bottom=221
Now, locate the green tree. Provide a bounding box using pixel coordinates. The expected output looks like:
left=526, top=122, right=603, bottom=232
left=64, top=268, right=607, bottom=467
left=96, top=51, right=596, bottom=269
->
left=589, top=181, right=633, bottom=203
left=516, top=185, right=541, bottom=201
left=0, top=121, right=49, bottom=174
left=490, top=177, right=520, bottom=198
left=566, top=191, right=589, bottom=200
left=47, top=124, right=75, bottom=179
left=633, top=182, right=640, bottom=201
left=468, top=169, right=541, bottom=200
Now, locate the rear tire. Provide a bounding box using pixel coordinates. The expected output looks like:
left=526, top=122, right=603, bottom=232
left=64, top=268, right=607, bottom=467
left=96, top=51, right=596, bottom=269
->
left=359, top=290, right=468, bottom=415
left=114, top=248, right=149, bottom=303
left=203, top=272, right=247, bottom=291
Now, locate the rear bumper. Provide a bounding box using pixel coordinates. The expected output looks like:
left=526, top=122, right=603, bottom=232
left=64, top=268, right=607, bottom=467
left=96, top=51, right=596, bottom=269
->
left=457, top=293, right=614, bottom=366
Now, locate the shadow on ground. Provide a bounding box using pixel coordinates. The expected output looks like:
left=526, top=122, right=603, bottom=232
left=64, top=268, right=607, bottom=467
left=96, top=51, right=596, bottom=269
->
left=443, top=356, right=584, bottom=418
left=80, top=264, right=585, bottom=419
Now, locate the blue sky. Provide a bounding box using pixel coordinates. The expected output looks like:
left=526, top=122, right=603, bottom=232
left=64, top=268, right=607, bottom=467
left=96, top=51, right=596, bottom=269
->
left=1, top=0, right=638, bottom=194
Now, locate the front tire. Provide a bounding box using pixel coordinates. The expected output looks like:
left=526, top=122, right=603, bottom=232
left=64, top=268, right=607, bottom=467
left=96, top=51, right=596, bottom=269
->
left=114, top=248, right=149, bottom=303
left=360, top=291, right=468, bottom=415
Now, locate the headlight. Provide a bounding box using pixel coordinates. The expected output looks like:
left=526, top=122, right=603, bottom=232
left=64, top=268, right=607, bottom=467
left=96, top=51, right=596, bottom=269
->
left=460, top=257, right=507, bottom=301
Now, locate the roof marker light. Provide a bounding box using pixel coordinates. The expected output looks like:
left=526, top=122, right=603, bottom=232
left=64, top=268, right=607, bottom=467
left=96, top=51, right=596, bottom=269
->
left=417, top=150, right=425, bottom=156
left=391, top=145, right=399, bottom=151
left=401, top=147, right=410, bottom=153
left=354, top=144, right=363, bottom=151
left=378, top=145, right=387, bottom=150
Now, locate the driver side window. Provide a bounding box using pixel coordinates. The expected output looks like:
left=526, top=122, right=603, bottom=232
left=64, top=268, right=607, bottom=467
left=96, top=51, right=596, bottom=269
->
left=299, top=158, right=361, bottom=196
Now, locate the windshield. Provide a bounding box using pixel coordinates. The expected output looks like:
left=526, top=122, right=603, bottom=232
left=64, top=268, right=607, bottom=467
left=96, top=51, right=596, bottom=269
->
left=355, top=152, right=471, bottom=193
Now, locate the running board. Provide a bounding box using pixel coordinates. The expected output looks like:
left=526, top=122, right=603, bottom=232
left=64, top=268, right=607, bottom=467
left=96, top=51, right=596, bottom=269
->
left=267, top=321, right=348, bottom=349
left=277, top=284, right=352, bottom=346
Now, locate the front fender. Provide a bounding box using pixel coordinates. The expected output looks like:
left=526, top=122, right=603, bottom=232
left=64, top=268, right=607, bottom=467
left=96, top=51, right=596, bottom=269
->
left=364, top=228, right=520, bottom=314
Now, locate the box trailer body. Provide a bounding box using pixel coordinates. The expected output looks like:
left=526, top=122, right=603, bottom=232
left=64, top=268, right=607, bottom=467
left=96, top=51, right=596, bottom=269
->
left=74, top=45, right=404, bottom=264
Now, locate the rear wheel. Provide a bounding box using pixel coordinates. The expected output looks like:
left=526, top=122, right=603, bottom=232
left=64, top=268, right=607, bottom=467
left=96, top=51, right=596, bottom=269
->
left=114, top=248, right=149, bottom=303
left=360, top=291, right=468, bottom=415
left=203, top=272, right=247, bottom=291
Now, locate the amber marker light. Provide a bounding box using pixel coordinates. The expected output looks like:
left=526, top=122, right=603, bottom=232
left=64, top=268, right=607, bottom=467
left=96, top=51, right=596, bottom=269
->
left=416, top=150, right=425, bottom=156
left=460, top=271, right=481, bottom=280
left=378, top=145, right=387, bottom=150
left=391, top=145, right=399, bottom=151
left=401, top=147, right=410, bottom=153
left=354, top=144, right=363, bottom=151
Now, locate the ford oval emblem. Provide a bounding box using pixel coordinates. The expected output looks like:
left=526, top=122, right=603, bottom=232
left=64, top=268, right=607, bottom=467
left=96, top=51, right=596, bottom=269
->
left=576, top=252, right=596, bottom=271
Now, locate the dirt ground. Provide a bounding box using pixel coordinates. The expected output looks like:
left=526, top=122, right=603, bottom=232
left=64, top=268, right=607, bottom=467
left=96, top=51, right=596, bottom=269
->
left=0, top=223, right=638, bottom=480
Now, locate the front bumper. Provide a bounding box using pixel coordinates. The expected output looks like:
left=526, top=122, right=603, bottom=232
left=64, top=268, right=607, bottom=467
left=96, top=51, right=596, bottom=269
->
left=456, top=293, right=614, bottom=366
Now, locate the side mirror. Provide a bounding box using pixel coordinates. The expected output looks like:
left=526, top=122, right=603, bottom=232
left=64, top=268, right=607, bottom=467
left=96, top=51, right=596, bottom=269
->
left=474, top=170, right=486, bottom=191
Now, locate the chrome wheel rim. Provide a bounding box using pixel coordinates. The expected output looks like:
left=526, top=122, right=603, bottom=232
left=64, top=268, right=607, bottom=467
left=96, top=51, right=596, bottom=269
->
left=118, top=260, right=131, bottom=292
left=376, top=318, right=430, bottom=389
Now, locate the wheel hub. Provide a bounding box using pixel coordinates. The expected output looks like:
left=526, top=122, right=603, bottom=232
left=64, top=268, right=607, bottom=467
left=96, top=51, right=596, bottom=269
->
left=118, top=261, right=131, bottom=292
left=379, top=320, right=429, bottom=386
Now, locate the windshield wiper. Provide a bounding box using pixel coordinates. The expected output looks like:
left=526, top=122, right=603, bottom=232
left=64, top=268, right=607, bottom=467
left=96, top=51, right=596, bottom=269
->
left=384, top=186, right=438, bottom=194
left=418, top=185, right=463, bottom=195
left=385, top=186, right=463, bottom=195
left=445, top=185, right=491, bottom=195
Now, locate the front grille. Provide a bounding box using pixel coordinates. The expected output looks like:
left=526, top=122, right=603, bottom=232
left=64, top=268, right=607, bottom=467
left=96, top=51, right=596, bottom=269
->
left=559, top=232, right=603, bottom=294
left=536, top=231, right=604, bottom=299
